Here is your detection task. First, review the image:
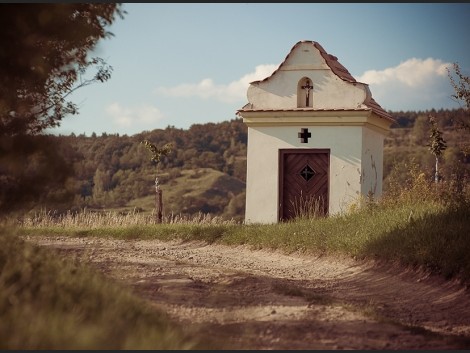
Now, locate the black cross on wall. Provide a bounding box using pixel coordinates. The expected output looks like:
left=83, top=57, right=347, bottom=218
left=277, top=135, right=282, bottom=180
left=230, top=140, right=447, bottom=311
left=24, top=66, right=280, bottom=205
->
left=298, top=128, right=311, bottom=143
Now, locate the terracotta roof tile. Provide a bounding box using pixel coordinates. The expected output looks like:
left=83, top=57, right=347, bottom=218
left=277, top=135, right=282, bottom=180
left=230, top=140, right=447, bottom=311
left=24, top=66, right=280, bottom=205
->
left=250, top=40, right=357, bottom=85
left=363, top=96, right=394, bottom=122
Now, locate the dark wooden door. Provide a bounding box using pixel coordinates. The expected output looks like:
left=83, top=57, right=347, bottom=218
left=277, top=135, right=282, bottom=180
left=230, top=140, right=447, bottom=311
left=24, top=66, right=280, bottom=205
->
left=279, top=149, right=329, bottom=221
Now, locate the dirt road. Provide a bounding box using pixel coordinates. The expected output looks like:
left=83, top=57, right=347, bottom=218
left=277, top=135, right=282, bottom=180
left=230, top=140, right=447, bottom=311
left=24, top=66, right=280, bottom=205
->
left=25, top=235, right=470, bottom=350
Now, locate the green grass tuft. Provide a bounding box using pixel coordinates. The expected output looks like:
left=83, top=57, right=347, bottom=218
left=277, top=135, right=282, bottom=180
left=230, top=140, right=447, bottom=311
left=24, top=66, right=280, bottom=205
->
left=0, top=226, right=202, bottom=350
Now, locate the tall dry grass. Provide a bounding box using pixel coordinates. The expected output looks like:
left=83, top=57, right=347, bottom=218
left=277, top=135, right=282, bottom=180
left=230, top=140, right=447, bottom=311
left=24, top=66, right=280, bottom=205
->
left=289, top=193, right=326, bottom=220
left=14, top=160, right=470, bottom=283
left=19, top=208, right=238, bottom=228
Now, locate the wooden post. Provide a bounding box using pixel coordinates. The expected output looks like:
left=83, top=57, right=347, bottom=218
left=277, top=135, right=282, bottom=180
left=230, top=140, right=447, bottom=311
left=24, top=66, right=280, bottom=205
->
left=155, top=176, right=163, bottom=224
left=156, top=189, right=163, bottom=223
left=141, top=141, right=172, bottom=224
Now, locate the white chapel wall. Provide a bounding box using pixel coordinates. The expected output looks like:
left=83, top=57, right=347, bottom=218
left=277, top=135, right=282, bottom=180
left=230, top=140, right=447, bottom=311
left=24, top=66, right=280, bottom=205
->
left=360, top=126, right=386, bottom=200
left=245, top=124, right=363, bottom=224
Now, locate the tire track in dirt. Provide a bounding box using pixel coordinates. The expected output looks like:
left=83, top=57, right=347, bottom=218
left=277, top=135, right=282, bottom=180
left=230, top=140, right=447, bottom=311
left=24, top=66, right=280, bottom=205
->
left=25, top=235, right=470, bottom=350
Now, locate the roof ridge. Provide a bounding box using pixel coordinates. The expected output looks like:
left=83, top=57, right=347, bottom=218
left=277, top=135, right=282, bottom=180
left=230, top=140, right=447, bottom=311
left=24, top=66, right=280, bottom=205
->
left=250, top=40, right=357, bottom=84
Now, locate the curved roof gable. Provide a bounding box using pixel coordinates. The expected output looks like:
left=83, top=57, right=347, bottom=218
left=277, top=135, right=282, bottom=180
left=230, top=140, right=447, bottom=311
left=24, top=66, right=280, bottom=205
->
left=246, top=40, right=394, bottom=122
left=250, top=40, right=357, bottom=84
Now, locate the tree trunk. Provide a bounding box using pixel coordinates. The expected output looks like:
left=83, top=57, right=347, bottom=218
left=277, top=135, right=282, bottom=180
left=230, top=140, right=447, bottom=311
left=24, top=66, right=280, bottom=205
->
left=435, top=157, right=439, bottom=183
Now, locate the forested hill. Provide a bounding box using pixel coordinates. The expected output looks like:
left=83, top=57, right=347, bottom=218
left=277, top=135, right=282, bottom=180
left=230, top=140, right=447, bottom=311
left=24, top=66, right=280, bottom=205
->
left=9, top=108, right=469, bottom=220
left=42, top=118, right=249, bottom=219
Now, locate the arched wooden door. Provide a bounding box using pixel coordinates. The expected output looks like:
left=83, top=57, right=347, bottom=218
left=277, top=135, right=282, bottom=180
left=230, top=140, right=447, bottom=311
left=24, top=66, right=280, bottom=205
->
left=279, top=149, right=330, bottom=221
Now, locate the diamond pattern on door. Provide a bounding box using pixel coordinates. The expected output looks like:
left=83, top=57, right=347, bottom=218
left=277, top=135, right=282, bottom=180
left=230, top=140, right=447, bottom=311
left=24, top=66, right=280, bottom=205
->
left=298, top=164, right=316, bottom=181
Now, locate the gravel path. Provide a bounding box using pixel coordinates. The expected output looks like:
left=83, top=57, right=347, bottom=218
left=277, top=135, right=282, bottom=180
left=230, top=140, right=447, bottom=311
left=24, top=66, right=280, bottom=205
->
left=25, top=235, right=470, bottom=350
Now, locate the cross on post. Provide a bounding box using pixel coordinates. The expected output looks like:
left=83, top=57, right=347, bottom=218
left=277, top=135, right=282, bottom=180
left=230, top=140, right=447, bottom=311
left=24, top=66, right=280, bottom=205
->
left=298, top=128, right=311, bottom=143
left=301, top=78, right=313, bottom=106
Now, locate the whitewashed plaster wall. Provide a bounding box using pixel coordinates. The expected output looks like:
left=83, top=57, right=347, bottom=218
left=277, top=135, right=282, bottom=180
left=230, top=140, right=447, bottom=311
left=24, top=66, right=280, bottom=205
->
left=360, top=127, right=385, bottom=199
left=245, top=124, right=364, bottom=224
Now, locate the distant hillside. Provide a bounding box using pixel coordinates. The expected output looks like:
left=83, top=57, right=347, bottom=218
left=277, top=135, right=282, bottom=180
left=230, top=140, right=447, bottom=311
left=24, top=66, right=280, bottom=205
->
left=22, top=108, right=469, bottom=219
left=31, top=118, right=248, bottom=218
left=126, top=168, right=245, bottom=222
left=383, top=108, right=469, bottom=188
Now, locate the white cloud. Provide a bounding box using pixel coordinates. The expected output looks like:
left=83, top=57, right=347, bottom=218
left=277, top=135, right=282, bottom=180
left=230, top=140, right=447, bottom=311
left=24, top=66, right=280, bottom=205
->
left=105, top=103, right=165, bottom=128
left=357, top=58, right=450, bottom=87
left=155, top=64, right=278, bottom=103
left=154, top=58, right=458, bottom=112
left=356, top=58, right=458, bottom=111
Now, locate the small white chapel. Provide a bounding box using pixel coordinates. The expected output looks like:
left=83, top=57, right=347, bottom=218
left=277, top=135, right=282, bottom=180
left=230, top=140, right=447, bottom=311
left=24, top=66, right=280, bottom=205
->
left=237, top=40, right=396, bottom=224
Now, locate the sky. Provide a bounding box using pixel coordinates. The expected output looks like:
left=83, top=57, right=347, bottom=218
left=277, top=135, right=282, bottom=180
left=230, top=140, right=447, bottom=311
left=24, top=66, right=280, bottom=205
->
left=49, top=3, right=470, bottom=136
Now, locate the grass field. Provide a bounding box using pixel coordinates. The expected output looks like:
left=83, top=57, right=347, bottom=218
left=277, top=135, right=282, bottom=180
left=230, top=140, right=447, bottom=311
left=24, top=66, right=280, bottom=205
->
left=2, top=167, right=470, bottom=349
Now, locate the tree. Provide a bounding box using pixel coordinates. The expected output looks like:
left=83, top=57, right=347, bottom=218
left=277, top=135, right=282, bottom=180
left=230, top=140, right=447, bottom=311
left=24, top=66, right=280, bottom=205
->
left=428, top=116, right=447, bottom=183
left=0, top=3, right=125, bottom=136
left=141, top=140, right=172, bottom=223
left=447, top=62, right=470, bottom=155
left=0, top=135, right=76, bottom=214
left=0, top=4, right=124, bottom=214
left=412, top=114, right=430, bottom=145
